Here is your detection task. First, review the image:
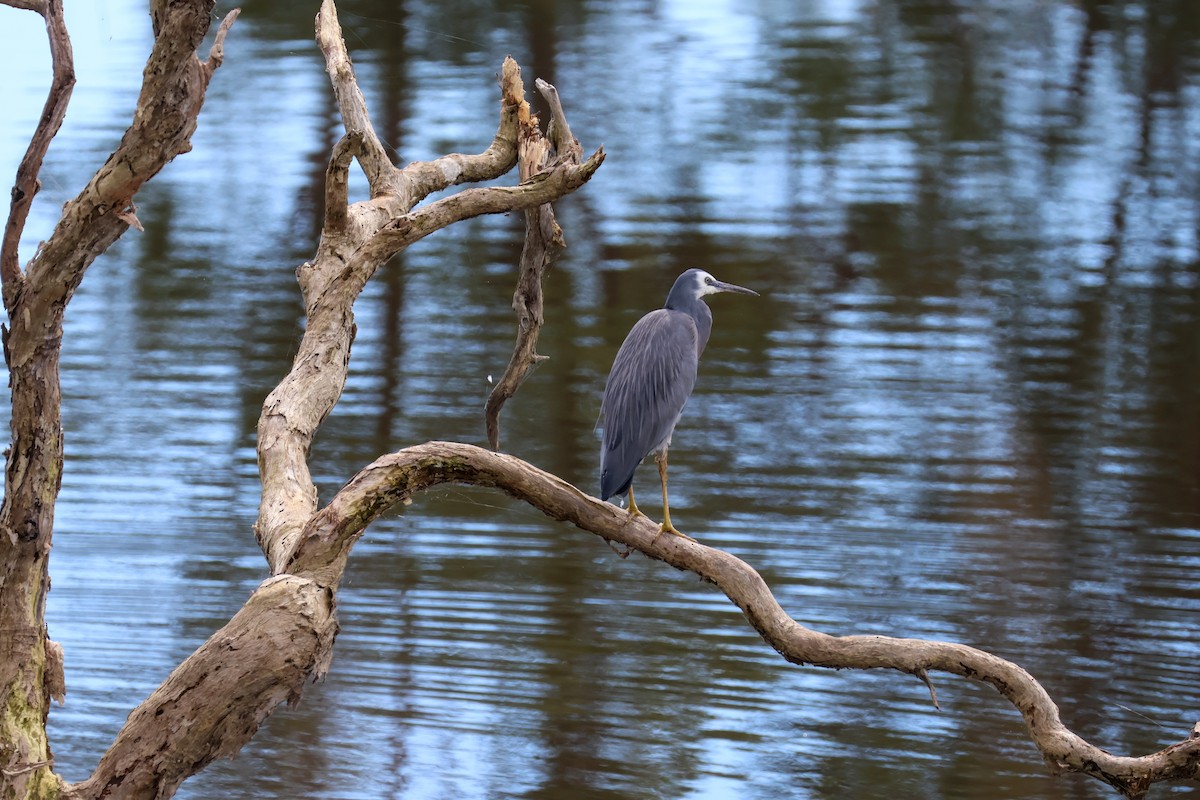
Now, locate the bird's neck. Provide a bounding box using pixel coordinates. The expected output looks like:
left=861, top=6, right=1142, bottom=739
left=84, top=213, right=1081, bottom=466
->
left=664, top=298, right=713, bottom=357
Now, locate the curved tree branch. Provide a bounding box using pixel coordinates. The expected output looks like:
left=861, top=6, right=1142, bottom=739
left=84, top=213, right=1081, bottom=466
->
left=390, top=55, right=527, bottom=209
left=314, top=0, right=524, bottom=206
left=63, top=575, right=337, bottom=800
left=286, top=441, right=1200, bottom=800
left=0, top=0, right=73, bottom=310
left=10, top=2, right=239, bottom=370
left=339, top=151, right=603, bottom=301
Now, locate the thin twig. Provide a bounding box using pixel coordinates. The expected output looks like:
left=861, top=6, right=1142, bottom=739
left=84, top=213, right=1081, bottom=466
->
left=1, top=0, right=74, bottom=311
left=916, top=667, right=940, bottom=710
left=535, top=77, right=583, bottom=163
left=202, top=7, right=240, bottom=77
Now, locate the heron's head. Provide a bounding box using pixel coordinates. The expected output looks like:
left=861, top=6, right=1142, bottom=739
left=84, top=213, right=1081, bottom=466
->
left=667, top=269, right=758, bottom=308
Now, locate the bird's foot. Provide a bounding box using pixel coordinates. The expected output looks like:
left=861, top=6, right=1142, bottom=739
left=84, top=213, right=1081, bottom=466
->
left=653, top=522, right=696, bottom=543
left=617, top=507, right=644, bottom=532
left=625, top=493, right=643, bottom=518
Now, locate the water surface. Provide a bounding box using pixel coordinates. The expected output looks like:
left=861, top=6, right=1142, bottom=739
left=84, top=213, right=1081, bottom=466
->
left=1, top=1, right=1198, bottom=798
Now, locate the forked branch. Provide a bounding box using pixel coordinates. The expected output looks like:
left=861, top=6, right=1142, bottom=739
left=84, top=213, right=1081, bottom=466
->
left=255, top=3, right=603, bottom=574
left=484, top=76, right=586, bottom=451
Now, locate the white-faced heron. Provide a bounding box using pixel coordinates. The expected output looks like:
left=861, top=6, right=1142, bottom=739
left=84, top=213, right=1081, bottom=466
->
left=599, top=268, right=758, bottom=538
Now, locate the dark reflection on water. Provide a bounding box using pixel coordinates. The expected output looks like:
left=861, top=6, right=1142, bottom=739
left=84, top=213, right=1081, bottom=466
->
left=2, top=0, right=1199, bottom=798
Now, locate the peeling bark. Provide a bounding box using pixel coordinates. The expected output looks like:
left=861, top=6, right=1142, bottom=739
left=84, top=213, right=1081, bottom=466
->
left=63, top=576, right=337, bottom=800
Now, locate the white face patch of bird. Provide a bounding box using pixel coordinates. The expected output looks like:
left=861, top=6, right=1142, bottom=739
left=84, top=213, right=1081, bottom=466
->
left=693, top=270, right=759, bottom=300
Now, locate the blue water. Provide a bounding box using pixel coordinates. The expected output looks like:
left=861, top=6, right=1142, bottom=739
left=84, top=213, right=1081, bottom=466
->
left=1, top=1, right=1198, bottom=797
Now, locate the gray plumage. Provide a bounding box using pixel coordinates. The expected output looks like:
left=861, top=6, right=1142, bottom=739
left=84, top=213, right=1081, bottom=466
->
left=599, top=269, right=757, bottom=508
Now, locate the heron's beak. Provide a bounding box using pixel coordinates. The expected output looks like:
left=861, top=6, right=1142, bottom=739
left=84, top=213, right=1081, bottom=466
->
left=712, top=279, right=759, bottom=297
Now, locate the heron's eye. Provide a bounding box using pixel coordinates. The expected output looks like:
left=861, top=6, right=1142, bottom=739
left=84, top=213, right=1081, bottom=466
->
left=704, top=277, right=713, bottom=284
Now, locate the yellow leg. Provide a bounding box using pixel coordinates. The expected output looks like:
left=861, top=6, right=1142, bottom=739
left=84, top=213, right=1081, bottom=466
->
left=626, top=483, right=643, bottom=518
left=654, top=451, right=695, bottom=541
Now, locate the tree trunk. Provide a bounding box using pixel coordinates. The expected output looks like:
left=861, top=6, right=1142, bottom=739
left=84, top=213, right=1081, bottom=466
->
left=0, top=1, right=236, bottom=796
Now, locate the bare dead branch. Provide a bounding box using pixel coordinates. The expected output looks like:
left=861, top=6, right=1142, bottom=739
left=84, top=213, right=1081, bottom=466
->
left=315, top=0, right=393, bottom=194
left=0, top=1, right=46, bottom=14
left=0, top=5, right=75, bottom=792
left=63, top=575, right=337, bottom=800
left=352, top=151, right=603, bottom=300
left=284, top=440, right=1200, bottom=799
left=485, top=76, right=584, bottom=450
left=256, top=28, right=604, bottom=575
left=1, top=3, right=239, bottom=796
left=482, top=214, right=555, bottom=451
left=309, top=152, right=601, bottom=312
left=202, top=7, right=239, bottom=78
left=255, top=309, right=349, bottom=570
left=11, top=0, right=236, bottom=369
left=256, top=146, right=603, bottom=572
left=1, top=0, right=74, bottom=311
left=536, top=77, right=583, bottom=164
left=389, top=57, right=527, bottom=209
left=315, top=0, right=525, bottom=208
left=254, top=38, right=566, bottom=575
left=2, top=0, right=236, bottom=552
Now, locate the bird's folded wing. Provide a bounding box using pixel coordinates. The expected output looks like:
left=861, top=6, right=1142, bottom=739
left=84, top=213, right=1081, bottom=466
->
left=599, top=309, right=700, bottom=496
